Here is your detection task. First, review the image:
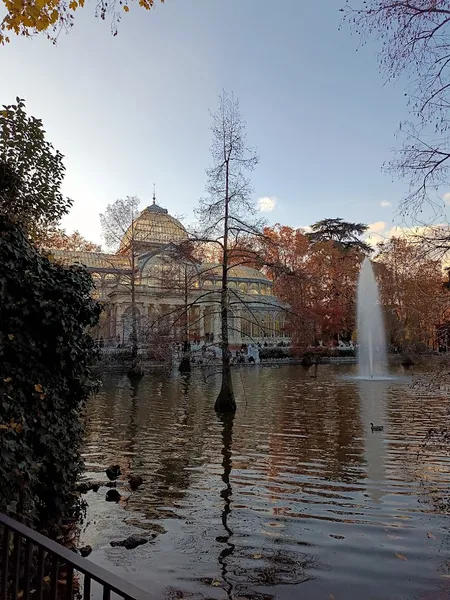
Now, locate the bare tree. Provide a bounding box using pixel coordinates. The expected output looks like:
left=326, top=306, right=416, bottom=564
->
left=144, top=241, right=206, bottom=373
left=100, top=195, right=142, bottom=373
left=342, top=1, right=450, bottom=223
left=196, top=91, right=259, bottom=413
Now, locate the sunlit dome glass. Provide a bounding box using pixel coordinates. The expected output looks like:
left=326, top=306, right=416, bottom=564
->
left=120, top=202, right=188, bottom=252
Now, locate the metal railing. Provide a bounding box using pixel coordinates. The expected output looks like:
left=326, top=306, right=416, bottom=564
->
left=0, top=513, right=150, bottom=599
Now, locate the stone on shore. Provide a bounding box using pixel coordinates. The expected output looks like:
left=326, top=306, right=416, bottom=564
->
left=105, top=489, right=121, bottom=502
left=110, top=535, right=150, bottom=549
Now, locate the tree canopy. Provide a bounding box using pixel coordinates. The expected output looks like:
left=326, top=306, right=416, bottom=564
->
left=342, top=1, right=450, bottom=220
left=36, top=227, right=101, bottom=252
left=0, top=99, right=71, bottom=238
left=197, top=90, right=260, bottom=412
left=376, top=236, right=447, bottom=351
left=262, top=224, right=363, bottom=350
left=0, top=0, right=164, bottom=44
left=306, top=218, right=372, bottom=253
left=0, top=216, right=100, bottom=533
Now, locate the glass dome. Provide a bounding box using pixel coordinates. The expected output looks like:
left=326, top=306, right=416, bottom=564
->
left=119, top=202, right=188, bottom=253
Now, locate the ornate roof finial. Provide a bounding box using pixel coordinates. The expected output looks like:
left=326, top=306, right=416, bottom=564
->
left=153, top=183, right=156, bottom=205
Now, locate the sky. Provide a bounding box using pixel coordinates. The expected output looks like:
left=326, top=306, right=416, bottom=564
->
left=0, top=0, right=433, bottom=246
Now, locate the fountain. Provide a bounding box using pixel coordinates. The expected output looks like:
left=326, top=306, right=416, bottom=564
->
left=357, top=257, right=388, bottom=379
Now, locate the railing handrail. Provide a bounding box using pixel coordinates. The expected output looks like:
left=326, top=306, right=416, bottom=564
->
left=0, top=513, right=151, bottom=599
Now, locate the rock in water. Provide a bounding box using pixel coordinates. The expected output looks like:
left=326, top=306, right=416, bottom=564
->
left=78, top=545, right=92, bottom=557
left=105, top=489, right=121, bottom=502
left=77, top=481, right=101, bottom=494
left=401, top=355, right=414, bottom=367
left=110, top=535, right=149, bottom=550
left=128, top=474, right=143, bottom=490
left=105, top=465, right=121, bottom=481
left=77, top=482, right=92, bottom=494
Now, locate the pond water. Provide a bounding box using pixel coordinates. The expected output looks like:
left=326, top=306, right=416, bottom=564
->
left=80, top=364, right=450, bottom=600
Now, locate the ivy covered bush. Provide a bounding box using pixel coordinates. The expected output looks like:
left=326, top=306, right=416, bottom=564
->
left=259, top=347, right=293, bottom=360
left=0, top=216, right=101, bottom=535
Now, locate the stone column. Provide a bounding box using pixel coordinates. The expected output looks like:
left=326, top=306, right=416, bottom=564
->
left=199, top=306, right=205, bottom=339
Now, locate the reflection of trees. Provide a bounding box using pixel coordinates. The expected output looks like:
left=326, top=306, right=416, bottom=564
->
left=266, top=380, right=364, bottom=488
left=125, top=374, right=207, bottom=519
left=83, top=372, right=213, bottom=521
left=217, top=413, right=235, bottom=599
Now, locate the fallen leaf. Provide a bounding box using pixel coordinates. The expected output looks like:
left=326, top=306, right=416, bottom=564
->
left=39, top=394, right=46, bottom=400
left=427, top=532, right=435, bottom=539
left=34, top=384, right=43, bottom=393
left=3, top=377, right=12, bottom=383
left=252, top=554, right=263, bottom=559
left=7, top=334, right=14, bottom=340
left=0, top=424, right=9, bottom=430
left=211, top=580, right=221, bottom=587
left=395, top=553, right=407, bottom=561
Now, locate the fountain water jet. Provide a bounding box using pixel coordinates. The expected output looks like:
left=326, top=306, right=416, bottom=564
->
left=357, top=257, right=388, bottom=379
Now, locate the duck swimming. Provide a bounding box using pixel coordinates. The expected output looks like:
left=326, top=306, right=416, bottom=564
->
left=370, top=423, right=384, bottom=432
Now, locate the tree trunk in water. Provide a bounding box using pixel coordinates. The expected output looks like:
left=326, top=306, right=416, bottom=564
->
left=215, top=160, right=236, bottom=413
left=215, top=288, right=236, bottom=412
left=179, top=353, right=191, bottom=373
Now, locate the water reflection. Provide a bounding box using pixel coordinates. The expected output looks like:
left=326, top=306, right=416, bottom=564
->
left=217, top=413, right=235, bottom=598
left=358, top=379, right=389, bottom=504
left=81, top=365, right=450, bottom=600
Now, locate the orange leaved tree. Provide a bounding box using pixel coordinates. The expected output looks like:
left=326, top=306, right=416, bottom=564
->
left=376, top=236, right=447, bottom=352
left=0, top=0, right=164, bottom=44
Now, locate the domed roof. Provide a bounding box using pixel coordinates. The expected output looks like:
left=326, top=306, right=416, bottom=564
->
left=200, top=263, right=271, bottom=283
left=120, top=200, right=188, bottom=253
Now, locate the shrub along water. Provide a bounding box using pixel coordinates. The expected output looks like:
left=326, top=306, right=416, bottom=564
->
left=0, top=216, right=101, bottom=536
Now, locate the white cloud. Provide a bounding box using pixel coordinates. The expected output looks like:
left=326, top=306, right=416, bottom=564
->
left=364, top=221, right=389, bottom=248
left=380, top=200, right=391, bottom=208
left=443, top=192, right=450, bottom=205
left=258, top=196, right=277, bottom=212
left=367, top=221, right=387, bottom=234
left=363, top=221, right=444, bottom=249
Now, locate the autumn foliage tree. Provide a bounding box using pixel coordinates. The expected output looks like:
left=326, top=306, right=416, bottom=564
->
left=376, top=236, right=447, bottom=352
left=36, top=227, right=101, bottom=252
left=0, top=0, right=164, bottom=44
left=261, top=224, right=364, bottom=351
